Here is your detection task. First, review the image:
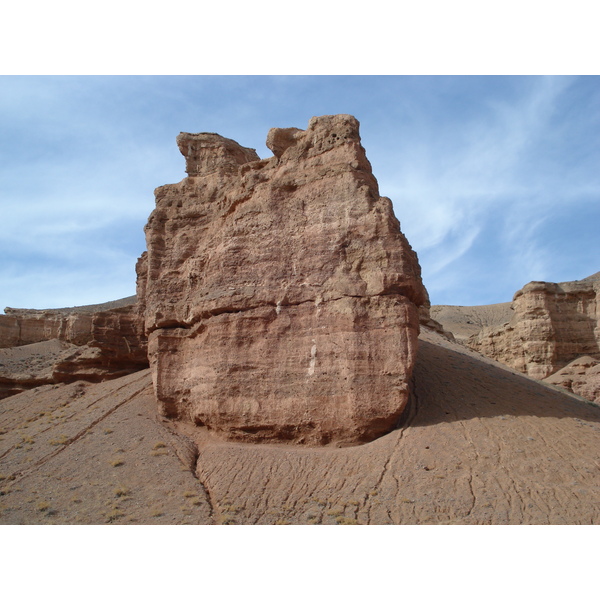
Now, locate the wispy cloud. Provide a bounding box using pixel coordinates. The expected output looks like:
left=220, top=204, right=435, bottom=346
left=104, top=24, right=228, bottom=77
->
left=374, top=76, right=600, bottom=303
left=2, top=76, right=599, bottom=309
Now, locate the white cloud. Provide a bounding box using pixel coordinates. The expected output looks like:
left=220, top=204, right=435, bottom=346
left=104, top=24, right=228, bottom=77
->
left=375, top=76, right=600, bottom=303
left=2, top=76, right=599, bottom=309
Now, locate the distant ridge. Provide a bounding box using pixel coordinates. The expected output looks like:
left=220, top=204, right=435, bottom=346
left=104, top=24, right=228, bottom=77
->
left=581, top=271, right=600, bottom=283
left=4, top=295, right=137, bottom=316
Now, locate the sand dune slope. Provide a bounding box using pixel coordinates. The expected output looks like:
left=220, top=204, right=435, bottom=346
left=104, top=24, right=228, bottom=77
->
left=1, top=330, right=598, bottom=524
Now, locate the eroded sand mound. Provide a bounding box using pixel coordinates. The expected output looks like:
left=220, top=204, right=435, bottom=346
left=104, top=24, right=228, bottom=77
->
left=1, top=329, right=598, bottom=525
left=430, top=302, right=513, bottom=341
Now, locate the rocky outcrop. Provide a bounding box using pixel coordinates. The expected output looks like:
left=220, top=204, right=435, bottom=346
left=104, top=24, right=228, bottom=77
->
left=138, top=114, right=427, bottom=445
left=0, top=310, right=93, bottom=349
left=0, top=296, right=138, bottom=349
left=543, top=355, right=600, bottom=404
left=467, top=273, right=600, bottom=384
left=0, top=301, right=148, bottom=399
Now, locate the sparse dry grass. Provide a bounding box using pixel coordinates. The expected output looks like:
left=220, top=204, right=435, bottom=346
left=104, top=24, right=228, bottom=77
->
left=105, top=508, right=125, bottom=523
left=217, top=515, right=236, bottom=525
left=49, top=435, right=69, bottom=446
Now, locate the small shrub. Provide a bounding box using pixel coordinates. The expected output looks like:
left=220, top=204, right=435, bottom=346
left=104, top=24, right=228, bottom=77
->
left=106, top=508, right=125, bottom=522
left=114, top=486, right=129, bottom=497
left=110, top=459, right=124, bottom=468
left=37, top=501, right=50, bottom=512
left=153, top=442, right=167, bottom=449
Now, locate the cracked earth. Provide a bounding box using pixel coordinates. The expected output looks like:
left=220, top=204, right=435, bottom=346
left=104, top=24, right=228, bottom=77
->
left=1, top=329, right=598, bottom=524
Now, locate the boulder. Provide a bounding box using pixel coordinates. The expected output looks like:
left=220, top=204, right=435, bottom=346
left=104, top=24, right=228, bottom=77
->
left=138, top=114, right=427, bottom=445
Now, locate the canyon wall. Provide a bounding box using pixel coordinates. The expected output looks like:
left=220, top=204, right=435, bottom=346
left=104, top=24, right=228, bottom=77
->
left=466, top=273, right=600, bottom=400
left=0, top=302, right=148, bottom=398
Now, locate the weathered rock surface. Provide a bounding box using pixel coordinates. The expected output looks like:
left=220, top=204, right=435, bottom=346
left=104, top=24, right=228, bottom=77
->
left=0, top=300, right=148, bottom=398
left=543, top=355, right=600, bottom=404
left=0, top=295, right=138, bottom=348
left=138, top=114, right=427, bottom=445
left=466, top=273, right=600, bottom=382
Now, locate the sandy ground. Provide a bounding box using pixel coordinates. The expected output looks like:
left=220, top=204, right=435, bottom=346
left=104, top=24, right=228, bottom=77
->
left=0, top=339, right=78, bottom=398
left=1, top=328, right=598, bottom=525
left=430, top=302, right=513, bottom=341
left=0, top=339, right=75, bottom=377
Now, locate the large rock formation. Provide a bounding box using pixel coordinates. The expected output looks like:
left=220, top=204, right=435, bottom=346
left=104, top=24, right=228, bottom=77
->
left=466, top=272, right=600, bottom=388
left=138, top=114, right=427, bottom=445
left=0, top=299, right=148, bottom=398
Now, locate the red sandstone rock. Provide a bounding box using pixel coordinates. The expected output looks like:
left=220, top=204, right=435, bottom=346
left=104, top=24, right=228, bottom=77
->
left=466, top=273, right=600, bottom=382
left=0, top=301, right=148, bottom=398
left=138, top=114, right=427, bottom=445
left=544, top=355, right=600, bottom=404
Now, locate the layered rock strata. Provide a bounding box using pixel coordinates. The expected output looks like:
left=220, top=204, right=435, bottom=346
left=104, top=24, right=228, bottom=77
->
left=138, top=115, right=427, bottom=445
left=543, top=355, right=600, bottom=404
left=0, top=302, right=148, bottom=398
left=467, top=273, right=600, bottom=382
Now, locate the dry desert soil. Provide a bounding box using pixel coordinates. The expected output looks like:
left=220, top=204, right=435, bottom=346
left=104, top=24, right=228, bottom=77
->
left=1, top=326, right=598, bottom=525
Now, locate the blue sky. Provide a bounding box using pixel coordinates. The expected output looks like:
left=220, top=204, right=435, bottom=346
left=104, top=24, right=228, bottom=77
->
left=1, top=75, right=599, bottom=309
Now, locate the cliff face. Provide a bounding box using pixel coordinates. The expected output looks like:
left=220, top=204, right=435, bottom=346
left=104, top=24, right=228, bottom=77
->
left=138, top=115, right=427, bottom=445
left=0, top=310, right=94, bottom=349
left=0, top=302, right=148, bottom=399
left=466, top=273, right=600, bottom=389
